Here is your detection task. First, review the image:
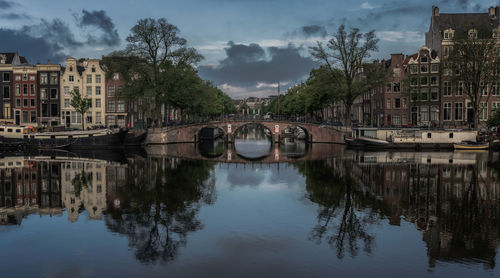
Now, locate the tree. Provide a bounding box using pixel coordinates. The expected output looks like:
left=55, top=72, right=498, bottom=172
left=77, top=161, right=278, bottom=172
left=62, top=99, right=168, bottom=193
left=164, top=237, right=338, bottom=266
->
left=69, top=88, right=91, bottom=130
left=125, top=18, right=203, bottom=126
left=446, top=25, right=500, bottom=130
left=310, top=25, right=382, bottom=126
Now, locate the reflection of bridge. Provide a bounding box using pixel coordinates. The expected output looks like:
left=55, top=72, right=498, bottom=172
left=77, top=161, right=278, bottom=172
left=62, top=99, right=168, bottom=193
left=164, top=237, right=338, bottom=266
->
left=146, top=143, right=347, bottom=164
left=146, top=120, right=348, bottom=144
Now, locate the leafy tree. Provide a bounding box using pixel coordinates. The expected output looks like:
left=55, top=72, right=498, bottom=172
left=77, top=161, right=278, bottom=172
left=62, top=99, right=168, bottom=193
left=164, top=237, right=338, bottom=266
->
left=310, top=25, right=383, bottom=126
left=446, top=25, right=500, bottom=130
left=124, top=18, right=203, bottom=126
left=69, top=88, right=91, bottom=130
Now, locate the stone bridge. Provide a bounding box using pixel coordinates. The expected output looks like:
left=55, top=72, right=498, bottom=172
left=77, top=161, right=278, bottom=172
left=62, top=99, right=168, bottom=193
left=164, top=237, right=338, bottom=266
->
left=145, top=143, right=348, bottom=164
left=145, top=120, right=349, bottom=144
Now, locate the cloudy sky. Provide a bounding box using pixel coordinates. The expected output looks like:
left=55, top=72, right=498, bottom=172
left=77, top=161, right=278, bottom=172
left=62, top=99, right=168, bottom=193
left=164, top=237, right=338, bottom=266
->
left=1, top=0, right=498, bottom=98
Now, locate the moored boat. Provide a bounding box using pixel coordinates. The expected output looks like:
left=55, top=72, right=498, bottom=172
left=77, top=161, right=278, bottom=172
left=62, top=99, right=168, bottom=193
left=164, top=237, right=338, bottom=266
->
left=453, top=141, right=489, bottom=150
left=0, top=125, right=128, bottom=149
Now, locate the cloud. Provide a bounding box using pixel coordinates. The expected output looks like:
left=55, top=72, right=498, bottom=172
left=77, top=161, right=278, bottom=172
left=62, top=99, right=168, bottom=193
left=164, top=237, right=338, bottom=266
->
left=0, top=28, right=66, bottom=63
left=0, top=0, right=16, bottom=9
left=360, top=2, right=377, bottom=9
left=301, top=25, right=327, bottom=38
left=22, top=19, right=84, bottom=48
left=376, top=31, right=424, bottom=43
left=198, top=41, right=319, bottom=92
left=76, top=9, right=120, bottom=46
left=1, top=12, right=31, bottom=20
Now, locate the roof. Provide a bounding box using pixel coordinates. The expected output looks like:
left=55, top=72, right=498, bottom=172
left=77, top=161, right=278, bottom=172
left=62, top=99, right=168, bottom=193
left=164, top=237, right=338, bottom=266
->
left=0, top=52, right=29, bottom=66
left=403, top=54, right=417, bottom=65
left=432, top=13, right=499, bottom=33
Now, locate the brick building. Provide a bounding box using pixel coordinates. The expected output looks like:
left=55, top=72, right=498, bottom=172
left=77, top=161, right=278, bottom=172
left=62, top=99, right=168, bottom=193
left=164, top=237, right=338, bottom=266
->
left=13, top=65, right=37, bottom=126
left=37, top=63, right=61, bottom=127
left=105, top=73, right=127, bottom=127
left=0, top=53, right=28, bottom=124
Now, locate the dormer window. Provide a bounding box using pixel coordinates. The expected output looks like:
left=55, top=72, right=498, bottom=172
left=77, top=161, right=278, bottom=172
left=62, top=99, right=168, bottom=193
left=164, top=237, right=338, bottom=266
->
left=468, top=29, right=478, bottom=39
left=91, top=66, right=96, bottom=73
left=69, top=66, right=73, bottom=72
left=113, top=73, right=119, bottom=80
left=420, top=56, right=428, bottom=63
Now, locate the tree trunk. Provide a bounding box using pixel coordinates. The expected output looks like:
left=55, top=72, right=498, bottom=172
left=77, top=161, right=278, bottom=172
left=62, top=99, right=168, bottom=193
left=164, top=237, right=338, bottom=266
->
left=81, top=112, right=85, bottom=131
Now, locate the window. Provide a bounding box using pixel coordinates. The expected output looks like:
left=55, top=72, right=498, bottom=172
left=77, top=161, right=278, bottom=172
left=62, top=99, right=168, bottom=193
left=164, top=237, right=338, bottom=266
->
left=30, top=84, right=35, bottom=95
left=64, top=99, right=70, bottom=108
left=402, top=98, right=407, bottom=108
left=493, top=81, right=500, bottom=96
left=393, top=82, right=400, bottom=92
left=91, top=67, right=96, bottom=73
left=430, top=76, right=438, bottom=86
left=431, top=64, right=439, bottom=73
left=420, top=64, right=428, bottom=73
left=393, top=115, right=400, bottom=126
left=30, top=99, right=35, bottom=107
left=386, top=83, right=391, bottom=92
left=107, top=115, right=115, bottom=125
left=411, top=89, right=419, bottom=102
left=87, top=74, right=92, bottom=83
left=16, top=99, right=20, bottom=107
left=96, top=99, right=101, bottom=108
left=29, top=75, right=35, bottom=81
left=96, top=75, right=101, bottom=83
left=96, top=86, right=101, bottom=95
left=444, top=103, right=452, bottom=121
left=23, top=74, right=27, bottom=81
left=64, top=86, right=70, bottom=95
left=30, top=111, right=36, bottom=123
left=69, top=75, right=74, bottom=82
left=113, top=73, right=119, bottom=80
left=3, top=103, right=10, bottom=118
left=420, top=88, right=428, bottom=101
left=108, top=85, right=115, bottom=96
left=420, top=76, right=428, bottom=86
left=108, top=100, right=115, bottom=111
left=50, top=73, right=58, bottom=85
left=40, top=73, right=48, bottom=85
left=69, top=66, right=73, bottom=72
left=481, top=81, right=487, bottom=96
left=480, top=102, right=488, bottom=121
left=395, top=98, right=401, bottom=108
left=421, top=56, right=428, bottom=63
left=409, top=65, right=418, bottom=74
left=386, top=99, right=391, bottom=109
left=410, top=77, right=418, bottom=87
left=3, top=72, right=10, bottom=81
left=454, top=102, right=463, bottom=121
left=3, top=86, right=9, bottom=98
left=431, top=106, right=439, bottom=121
left=431, top=88, right=439, bottom=101
left=457, top=81, right=463, bottom=96
left=117, top=100, right=125, bottom=112
left=86, top=87, right=92, bottom=96
left=493, top=102, right=500, bottom=114
left=96, top=112, right=101, bottom=124
left=468, top=29, right=478, bottom=39
left=22, top=111, right=28, bottom=123
left=50, top=88, right=57, bottom=99
left=71, top=111, right=82, bottom=124
left=420, top=106, right=429, bottom=122
left=41, top=88, right=48, bottom=99
left=22, top=84, right=27, bottom=95
left=86, top=115, right=93, bottom=124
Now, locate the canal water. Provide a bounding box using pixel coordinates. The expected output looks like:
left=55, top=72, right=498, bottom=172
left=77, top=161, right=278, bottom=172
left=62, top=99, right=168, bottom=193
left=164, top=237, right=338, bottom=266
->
left=1, top=128, right=500, bottom=277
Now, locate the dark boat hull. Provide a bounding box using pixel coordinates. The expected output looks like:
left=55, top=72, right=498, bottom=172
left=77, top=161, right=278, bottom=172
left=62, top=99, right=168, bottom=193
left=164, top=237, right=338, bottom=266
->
left=0, top=129, right=128, bottom=150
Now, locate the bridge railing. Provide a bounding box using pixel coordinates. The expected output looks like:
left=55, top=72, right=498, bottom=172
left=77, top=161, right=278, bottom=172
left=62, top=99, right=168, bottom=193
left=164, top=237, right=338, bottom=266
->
left=152, top=115, right=344, bottom=128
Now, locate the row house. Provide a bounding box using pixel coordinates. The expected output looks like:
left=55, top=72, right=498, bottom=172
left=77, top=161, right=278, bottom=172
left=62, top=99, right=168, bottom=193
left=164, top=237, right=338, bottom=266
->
left=0, top=53, right=29, bottom=124
left=426, top=6, right=500, bottom=129
left=405, top=46, right=441, bottom=127
left=37, top=63, right=61, bottom=127
left=105, top=73, right=127, bottom=127
left=13, top=65, right=37, bottom=126
left=371, top=54, right=409, bottom=127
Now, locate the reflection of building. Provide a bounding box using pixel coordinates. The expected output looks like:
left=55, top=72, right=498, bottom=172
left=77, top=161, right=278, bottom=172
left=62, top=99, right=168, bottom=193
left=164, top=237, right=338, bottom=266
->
left=348, top=151, right=500, bottom=269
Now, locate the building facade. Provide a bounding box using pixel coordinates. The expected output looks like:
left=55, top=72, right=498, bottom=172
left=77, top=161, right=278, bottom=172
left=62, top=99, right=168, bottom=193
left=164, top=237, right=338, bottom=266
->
left=81, top=59, right=105, bottom=128
left=105, top=73, right=127, bottom=127
left=37, top=64, right=61, bottom=127
left=0, top=53, right=28, bottom=124
left=13, top=65, right=37, bottom=127
left=60, top=58, right=84, bottom=128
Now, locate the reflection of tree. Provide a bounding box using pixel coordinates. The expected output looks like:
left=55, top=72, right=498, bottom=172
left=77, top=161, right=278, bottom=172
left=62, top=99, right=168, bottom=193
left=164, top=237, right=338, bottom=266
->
left=296, top=160, right=385, bottom=259
left=71, top=170, right=92, bottom=198
left=104, top=158, right=216, bottom=264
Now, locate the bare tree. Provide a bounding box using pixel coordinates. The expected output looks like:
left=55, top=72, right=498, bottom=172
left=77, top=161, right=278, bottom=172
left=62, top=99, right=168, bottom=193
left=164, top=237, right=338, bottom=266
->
left=446, top=26, right=500, bottom=130
left=310, top=25, right=381, bottom=126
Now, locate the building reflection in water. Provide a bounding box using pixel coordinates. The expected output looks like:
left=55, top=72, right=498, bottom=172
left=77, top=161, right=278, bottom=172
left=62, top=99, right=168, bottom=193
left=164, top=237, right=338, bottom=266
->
left=345, top=151, right=500, bottom=269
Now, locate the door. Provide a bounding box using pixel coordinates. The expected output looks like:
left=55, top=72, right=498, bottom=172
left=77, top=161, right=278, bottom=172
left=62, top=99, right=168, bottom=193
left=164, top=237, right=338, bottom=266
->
left=15, top=110, right=20, bottom=125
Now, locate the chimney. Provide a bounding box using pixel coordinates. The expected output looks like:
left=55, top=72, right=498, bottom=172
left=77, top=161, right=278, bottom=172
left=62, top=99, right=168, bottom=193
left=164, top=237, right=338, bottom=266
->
left=433, top=6, right=439, bottom=16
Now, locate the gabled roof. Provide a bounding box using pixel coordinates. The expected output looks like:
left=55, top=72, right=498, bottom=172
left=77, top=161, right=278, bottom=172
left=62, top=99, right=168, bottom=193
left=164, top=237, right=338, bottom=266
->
left=0, top=52, right=29, bottom=66
left=403, top=54, right=418, bottom=65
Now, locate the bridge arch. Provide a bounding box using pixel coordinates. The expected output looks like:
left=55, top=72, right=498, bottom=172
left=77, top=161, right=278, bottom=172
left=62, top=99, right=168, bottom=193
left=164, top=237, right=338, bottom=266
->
left=279, top=124, right=311, bottom=142
left=232, top=122, right=274, bottom=142
left=198, top=125, right=226, bottom=141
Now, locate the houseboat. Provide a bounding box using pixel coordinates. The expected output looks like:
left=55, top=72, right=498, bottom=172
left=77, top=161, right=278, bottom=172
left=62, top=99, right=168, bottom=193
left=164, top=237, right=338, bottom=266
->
left=347, top=127, right=477, bottom=150
left=0, top=125, right=128, bottom=150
